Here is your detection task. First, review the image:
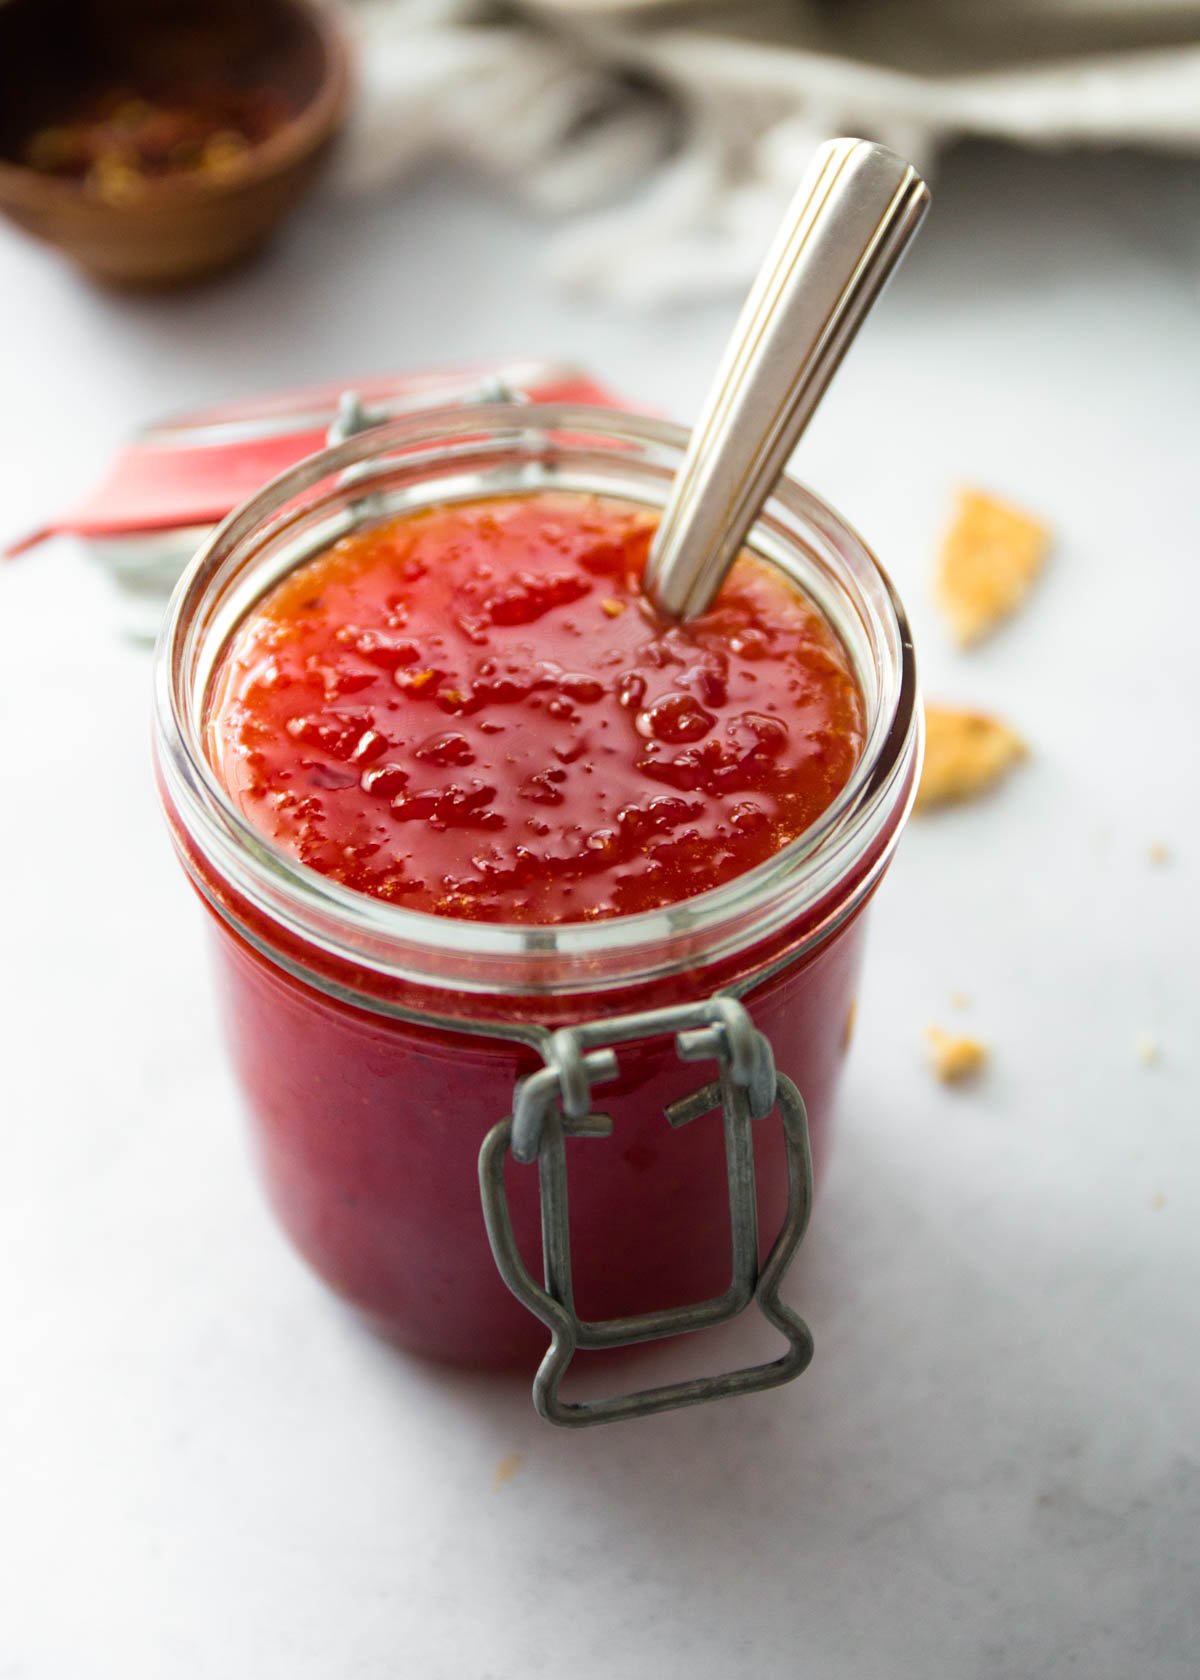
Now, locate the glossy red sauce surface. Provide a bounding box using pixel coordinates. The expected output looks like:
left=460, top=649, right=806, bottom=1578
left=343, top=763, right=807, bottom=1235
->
left=207, top=493, right=864, bottom=923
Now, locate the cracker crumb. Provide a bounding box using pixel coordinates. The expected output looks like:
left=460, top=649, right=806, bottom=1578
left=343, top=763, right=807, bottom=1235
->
left=916, top=704, right=1027, bottom=811
left=950, top=992, right=971, bottom=1010
left=1135, top=1033, right=1160, bottom=1066
left=842, top=998, right=858, bottom=1051
left=1151, top=1193, right=1167, bottom=1211
left=937, top=488, right=1051, bottom=645
left=1148, top=843, right=1171, bottom=866
left=600, top=597, right=626, bottom=618
left=494, top=1451, right=524, bottom=1489
left=927, top=1025, right=988, bottom=1084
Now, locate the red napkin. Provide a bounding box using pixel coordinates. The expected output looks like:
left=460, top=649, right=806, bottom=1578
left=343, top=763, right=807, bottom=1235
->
left=6, top=362, right=621, bottom=558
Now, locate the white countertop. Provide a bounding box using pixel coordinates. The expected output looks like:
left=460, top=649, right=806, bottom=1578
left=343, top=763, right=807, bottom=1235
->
left=1, top=144, right=1197, bottom=1679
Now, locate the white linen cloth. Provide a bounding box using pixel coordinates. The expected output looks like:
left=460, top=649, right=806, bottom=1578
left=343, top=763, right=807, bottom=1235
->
left=337, top=0, right=1200, bottom=301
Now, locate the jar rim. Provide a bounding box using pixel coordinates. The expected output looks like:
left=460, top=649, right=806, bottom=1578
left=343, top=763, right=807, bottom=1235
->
left=154, top=402, right=920, bottom=1000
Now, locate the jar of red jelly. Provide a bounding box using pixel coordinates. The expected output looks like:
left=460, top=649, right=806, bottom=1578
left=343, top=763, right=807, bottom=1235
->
left=153, top=400, right=919, bottom=1426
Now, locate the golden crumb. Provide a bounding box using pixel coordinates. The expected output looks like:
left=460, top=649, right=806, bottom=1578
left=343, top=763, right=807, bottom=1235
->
left=949, top=992, right=971, bottom=1010
left=916, top=704, right=1027, bottom=811
left=600, top=597, right=626, bottom=618
left=1135, top=1033, right=1161, bottom=1066
left=927, top=1026, right=988, bottom=1084
left=842, top=997, right=858, bottom=1052
left=1148, top=843, right=1171, bottom=866
left=1151, top=1193, right=1167, bottom=1211
left=937, top=488, right=1051, bottom=645
left=494, top=1451, right=524, bottom=1489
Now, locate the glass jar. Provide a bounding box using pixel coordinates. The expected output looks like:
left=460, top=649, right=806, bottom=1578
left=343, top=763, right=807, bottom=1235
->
left=153, top=402, right=919, bottom=1425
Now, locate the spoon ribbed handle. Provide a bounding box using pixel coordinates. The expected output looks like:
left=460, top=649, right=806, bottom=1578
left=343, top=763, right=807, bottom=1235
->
left=644, top=138, right=929, bottom=622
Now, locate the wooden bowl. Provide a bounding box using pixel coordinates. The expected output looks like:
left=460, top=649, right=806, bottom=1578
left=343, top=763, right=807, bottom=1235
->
left=0, top=0, right=352, bottom=286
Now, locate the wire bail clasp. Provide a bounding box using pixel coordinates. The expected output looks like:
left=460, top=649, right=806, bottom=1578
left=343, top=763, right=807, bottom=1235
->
left=478, top=998, right=814, bottom=1427
left=325, top=376, right=532, bottom=516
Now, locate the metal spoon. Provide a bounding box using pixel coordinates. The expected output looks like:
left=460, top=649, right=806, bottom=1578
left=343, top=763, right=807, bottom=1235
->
left=643, top=138, right=930, bottom=622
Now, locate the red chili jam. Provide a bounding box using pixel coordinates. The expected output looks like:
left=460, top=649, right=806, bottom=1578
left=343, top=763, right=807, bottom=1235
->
left=207, top=493, right=864, bottom=920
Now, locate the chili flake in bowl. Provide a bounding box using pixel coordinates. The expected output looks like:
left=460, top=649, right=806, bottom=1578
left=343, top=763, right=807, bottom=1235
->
left=23, top=80, right=298, bottom=207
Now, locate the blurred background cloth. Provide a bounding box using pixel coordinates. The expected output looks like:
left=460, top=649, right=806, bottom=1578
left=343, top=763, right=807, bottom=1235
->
left=338, top=0, right=1200, bottom=302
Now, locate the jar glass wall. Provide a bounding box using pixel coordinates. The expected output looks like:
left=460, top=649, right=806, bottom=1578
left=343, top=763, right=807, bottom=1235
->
left=154, top=404, right=919, bottom=1370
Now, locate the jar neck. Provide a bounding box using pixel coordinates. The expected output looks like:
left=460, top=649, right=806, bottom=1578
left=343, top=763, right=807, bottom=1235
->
left=154, top=403, right=919, bottom=1014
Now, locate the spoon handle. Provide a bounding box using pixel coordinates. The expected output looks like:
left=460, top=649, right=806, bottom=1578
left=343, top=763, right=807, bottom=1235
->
left=643, top=138, right=930, bottom=622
